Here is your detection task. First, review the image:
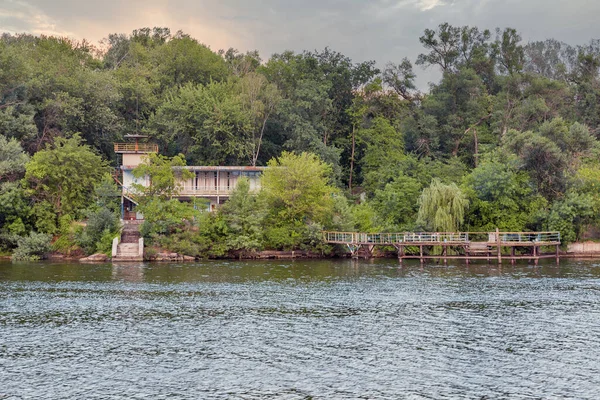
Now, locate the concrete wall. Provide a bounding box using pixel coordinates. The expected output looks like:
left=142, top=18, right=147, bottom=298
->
left=567, top=241, right=600, bottom=254
left=122, top=154, right=146, bottom=167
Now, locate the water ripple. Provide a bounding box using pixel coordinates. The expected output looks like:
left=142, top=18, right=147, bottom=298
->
left=1, top=260, right=600, bottom=399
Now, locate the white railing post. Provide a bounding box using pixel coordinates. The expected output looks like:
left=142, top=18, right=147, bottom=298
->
left=112, top=236, right=120, bottom=258
left=138, top=237, right=144, bottom=258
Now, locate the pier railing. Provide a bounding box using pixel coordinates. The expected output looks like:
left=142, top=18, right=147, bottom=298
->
left=494, top=232, right=560, bottom=244
left=323, top=232, right=469, bottom=244
left=323, top=231, right=560, bottom=245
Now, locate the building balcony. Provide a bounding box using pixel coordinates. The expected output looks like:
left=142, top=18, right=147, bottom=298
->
left=114, top=143, right=159, bottom=153
left=178, top=185, right=260, bottom=196
left=123, top=185, right=260, bottom=199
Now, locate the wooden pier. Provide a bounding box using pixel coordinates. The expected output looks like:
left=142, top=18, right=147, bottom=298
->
left=323, top=230, right=561, bottom=264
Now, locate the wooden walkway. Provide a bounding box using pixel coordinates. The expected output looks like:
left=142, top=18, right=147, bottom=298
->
left=323, top=230, right=561, bottom=264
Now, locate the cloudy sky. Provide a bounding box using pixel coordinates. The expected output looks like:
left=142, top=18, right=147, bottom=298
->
left=2, top=0, right=599, bottom=86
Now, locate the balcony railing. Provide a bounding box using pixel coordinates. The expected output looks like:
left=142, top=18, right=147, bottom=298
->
left=123, top=185, right=260, bottom=198
left=114, top=143, right=158, bottom=153
left=179, top=185, right=260, bottom=196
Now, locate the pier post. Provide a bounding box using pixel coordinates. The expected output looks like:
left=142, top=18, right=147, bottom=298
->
left=419, top=245, right=423, bottom=264
left=556, top=244, right=560, bottom=264
left=496, top=228, right=502, bottom=264
left=396, top=245, right=404, bottom=264
left=511, top=247, right=515, bottom=265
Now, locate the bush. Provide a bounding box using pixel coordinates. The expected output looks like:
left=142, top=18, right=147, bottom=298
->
left=12, top=232, right=52, bottom=261
left=138, top=198, right=198, bottom=237
left=51, top=215, right=82, bottom=256
left=156, top=231, right=203, bottom=257
left=78, top=207, right=121, bottom=254
left=97, top=229, right=118, bottom=256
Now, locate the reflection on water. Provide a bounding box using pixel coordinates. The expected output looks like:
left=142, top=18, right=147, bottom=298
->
left=1, top=259, right=600, bottom=399
left=111, top=263, right=145, bottom=282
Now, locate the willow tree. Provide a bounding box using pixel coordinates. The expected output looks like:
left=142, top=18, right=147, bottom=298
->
left=417, top=178, right=469, bottom=232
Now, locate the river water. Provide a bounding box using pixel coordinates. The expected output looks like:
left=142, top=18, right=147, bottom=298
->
left=1, top=259, right=600, bottom=399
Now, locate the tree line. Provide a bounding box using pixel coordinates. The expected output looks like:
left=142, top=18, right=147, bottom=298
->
left=1, top=25, right=599, bottom=259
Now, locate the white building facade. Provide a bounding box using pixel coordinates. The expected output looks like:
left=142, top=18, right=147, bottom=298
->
left=115, top=139, right=265, bottom=220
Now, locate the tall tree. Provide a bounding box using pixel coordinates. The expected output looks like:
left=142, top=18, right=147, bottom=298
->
left=417, top=178, right=469, bottom=232
left=24, top=134, right=108, bottom=233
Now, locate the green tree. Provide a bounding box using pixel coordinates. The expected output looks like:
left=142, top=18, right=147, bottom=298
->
left=132, top=153, right=198, bottom=237
left=417, top=178, right=469, bottom=232
left=236, top=73, right=281, bottom=166
left=357, top=117, right=405, bottom=194
left=152, top=81, right=253, bottom=165
left=371, top=174, right=422, bottom=230
left=219, top=177, right=264, bottom=254
left=151, top=33, right=229, bottom=90
left=261, top=152, right=337, bottom=249
left=463, top=161, right=546, bottom=231
left=132, top=153, right=193, bottom=199
left=546, top=191, right=597, bottom=243
left=0, top=136, right=31, bottom=243
left=24, top=134, right=108, bottom=233
left=492, top=28, right=525, bottom=75
left=503, top=128, right=567, bottom=199
left=0, top=135, right=29, bottom=181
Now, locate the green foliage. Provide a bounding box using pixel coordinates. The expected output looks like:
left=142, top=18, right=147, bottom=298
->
left=132, top=153, right=198, bottom=238
left=350, top=202, right=380, bottom=233
left=0, top=25, right=599, bottom=252
left=330, top=195, right=355, bottom=232
left=357, top=117, right=405, bottom=194
left=32, top=201, right=59, bottom=234
left=51, top=215, right=82, bottom=256
left=371, top=174, right=422, bottom=230
left=154, top=230, right=205, bottom=258
left=219, top=177, right=264, bottom=253
left=151, top=34, right=229, bottom=90
left=139, top=198, right=199, bottom=237
left=573, top=164, right=600, bottom=195
left=193, top=212, right=232, bottom=257
left=0, top=135, right=29, bottom=181
left=260, top=152, right=338, bottom=250
left=11, top=231, right=52, bottom=261
left=24, top=134, right=108, bottom=228
left=0, top=138, right=31, bottom=248
left=417, top=178, right=469, bottom=232
left=503, top=128, right=567, bottom=199
left=97, top=229, right=118, bottom=256
left=262, top=151, right=336, bottom=225
left=0, top=182, right=31, bottom=237
left=132, top=153, right=193, bottom=199
left=78, top=208, right=121, bottom=255
left=92, top=174, right=121, bottom=214
left=546, top=192, right=598, bottom=243
left=463, top=161, right=547, bottom=231
left=152, top=81, right=255, bottom=165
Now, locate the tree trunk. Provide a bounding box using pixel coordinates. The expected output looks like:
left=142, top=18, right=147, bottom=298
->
left=349, top=125, right=356, bottom=191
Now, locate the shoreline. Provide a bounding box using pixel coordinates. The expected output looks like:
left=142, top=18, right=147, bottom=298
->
left=3, top=248, right=600, bottom=263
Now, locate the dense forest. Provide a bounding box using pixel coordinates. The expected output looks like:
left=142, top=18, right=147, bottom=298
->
left=1, top=25, right=600, bottom=259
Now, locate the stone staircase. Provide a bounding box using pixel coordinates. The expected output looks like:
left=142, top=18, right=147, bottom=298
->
left=112, top=222, right=144, bottom=262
